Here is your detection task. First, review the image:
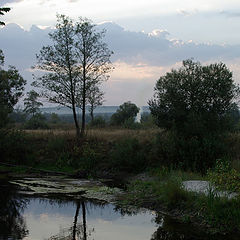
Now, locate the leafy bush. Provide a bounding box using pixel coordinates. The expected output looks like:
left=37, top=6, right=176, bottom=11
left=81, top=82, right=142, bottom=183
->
left=201, top=190, right=240, bottom=232
left=152, top=131, right=227, bottom=173
left=110, top=101, right=139, bottom=126
left=122, top=118, right=141, bottom=129
left=89, top=116, right=106, bottom=128
left=77, top=142, right=99, bottom=173
left=0, top=129, right=33, bottom=164
left=110, top=138, right=146, bottom=172
left=24, top=113, right=49, bottom=129
left=207, top=158, right=240, bottom=192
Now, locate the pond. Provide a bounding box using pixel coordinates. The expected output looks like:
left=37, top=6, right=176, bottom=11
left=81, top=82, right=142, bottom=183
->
left=0, top=179, right=239, bottom=240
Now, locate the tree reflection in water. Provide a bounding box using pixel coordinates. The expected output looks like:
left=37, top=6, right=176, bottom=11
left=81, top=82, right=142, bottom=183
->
left=0, top=181, right=28, bottom=239
left=48, top=200, right=95, bottom=240
left=151, top=214, right=210, bottom=240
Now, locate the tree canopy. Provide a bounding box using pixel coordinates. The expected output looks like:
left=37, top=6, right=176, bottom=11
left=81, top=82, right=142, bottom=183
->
left=111, top=101, right=139, bottom=126
left=149, top=59, right=239, bottom=136
left=24, top=90, right=43, bottom=116
left=149, top=59, right=240, bottom=171
left=0, top=52, right=26, bottom=127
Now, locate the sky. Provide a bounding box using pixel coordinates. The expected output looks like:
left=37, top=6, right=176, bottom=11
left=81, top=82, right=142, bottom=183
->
left=1, top=0, right=240, bottom=106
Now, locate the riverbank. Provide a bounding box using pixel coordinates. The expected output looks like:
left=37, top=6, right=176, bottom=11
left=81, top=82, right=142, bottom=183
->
left=117, top=170, right=240, bottom=235
left=1, top=128, right=240, bottom=236
left=2, top=166, right=240, bottom=236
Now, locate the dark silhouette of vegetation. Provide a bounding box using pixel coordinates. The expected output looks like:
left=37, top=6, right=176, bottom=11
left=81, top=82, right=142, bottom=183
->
left=87, top=85, right=104, bottom=122
left=24, top=90, right=43, bottom=116
left=33, top=14, right=113, bottom=138
left=0, top=7, right=10, bottom=26
left=0, top=182, right=28, bottom=239
left=110, top=101, right=139, bottom=126
left=0, top=49, right=4, bottom=65
left=0, top=52, right=26, bottom=128
left=24, top=113, right=49, bottom=129
left=149, top=59, right=239, bottom=172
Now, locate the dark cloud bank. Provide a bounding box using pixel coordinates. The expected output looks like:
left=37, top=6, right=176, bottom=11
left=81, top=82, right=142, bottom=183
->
left=0, top=21, right=239, bottom=74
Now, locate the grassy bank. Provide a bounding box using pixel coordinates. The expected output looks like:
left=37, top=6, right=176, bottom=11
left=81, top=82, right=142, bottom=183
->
left=119, top=169, right=240, bottom=234
left=1, top=127, right=240, bottom=234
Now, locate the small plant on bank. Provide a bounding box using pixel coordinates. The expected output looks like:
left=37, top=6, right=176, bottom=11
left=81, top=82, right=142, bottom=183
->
left=207, top=158, right=240, bottom=192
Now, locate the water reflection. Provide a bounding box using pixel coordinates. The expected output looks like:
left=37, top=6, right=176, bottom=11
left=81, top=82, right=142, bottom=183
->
left=1, top=181, right=240, bottom=240
left=48, top=201, right=94, bottom=240
left=0, top=181, right=28, bottom=239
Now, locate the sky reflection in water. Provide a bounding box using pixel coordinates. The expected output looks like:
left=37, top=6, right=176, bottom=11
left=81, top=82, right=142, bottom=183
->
left=22, top=198, right=157, bottom=240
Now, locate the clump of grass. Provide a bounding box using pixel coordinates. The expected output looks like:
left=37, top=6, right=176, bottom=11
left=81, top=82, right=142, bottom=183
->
left=197, top=188, right=240, bottom=232
left=121, top=168, right=240, bottom=233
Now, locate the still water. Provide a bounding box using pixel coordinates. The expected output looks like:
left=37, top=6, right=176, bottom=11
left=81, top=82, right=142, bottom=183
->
left=1, top=180, right=240, bottom=240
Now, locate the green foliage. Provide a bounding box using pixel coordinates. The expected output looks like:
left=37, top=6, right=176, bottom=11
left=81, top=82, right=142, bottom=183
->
left=161, top=177, right=188, bottom=208
left=207, top=158, right=240, bottom=192
left=122, top=118, right=141, bottom=129
left=148, top=59, right=239, bottom=171
left=24, top=113, right=49, bottom=129
left=0, top=59, right=26, bottom=128
left=140, top=113, right=156, bottom=128
left=110, top=138, right=146, bottom=172
left=89, top=116, right=106, bottom=128
left=148, top=60, right=239, bottom=171
left=0, top=129, right=33, bottom=164
left=33, top=14, right=113, bottom=136
left=79, top=142, right=98, bottom=173
left=110, top=101, right=139, bottom=126
left=149, top=59, right=239, bottom=135
left=24, top=90, right=43, bottom=116
left=49, top=113, right=61, bottom=124
left=151, top=131, right=227, bottom=172
left=201, top=190, right=240, bottom=232
left=123, top=168, right=240, bottom=233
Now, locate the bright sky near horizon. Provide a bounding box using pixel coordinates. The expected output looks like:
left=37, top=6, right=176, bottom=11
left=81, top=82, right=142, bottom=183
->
left=1, top=0, right=240, bottom=106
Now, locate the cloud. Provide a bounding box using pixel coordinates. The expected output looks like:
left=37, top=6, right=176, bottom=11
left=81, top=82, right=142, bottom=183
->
left=0, top=0, right=23, bottom=5
left=1, top=21, right=240, bottom=69
left=177, top=9, right=198, bottom=17
left=220, top=10, right=240, bottom=18
left=97, top=22, right=240, bottom=67
left=1, top=21, right=240, bottom=105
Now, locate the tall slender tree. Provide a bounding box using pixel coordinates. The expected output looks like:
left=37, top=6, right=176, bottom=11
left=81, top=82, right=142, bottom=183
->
left=34, top=15, right=113, bottom=138
left=33, top=14, right=81, bottom=137
left=75, top=18, right=113, bottom=136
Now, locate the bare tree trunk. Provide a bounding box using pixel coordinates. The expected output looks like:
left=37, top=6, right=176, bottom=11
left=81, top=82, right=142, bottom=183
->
left=90, top=106, right=94, bottom=122
left=72, top=104, right=80, bottom=138
left=80, top=79, right=86, bottom=137
left=80, top=46, right=86, bottom=138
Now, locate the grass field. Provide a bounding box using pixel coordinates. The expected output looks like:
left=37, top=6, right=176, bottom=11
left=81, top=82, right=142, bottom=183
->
left=24, top=127, right=161, bottom=142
